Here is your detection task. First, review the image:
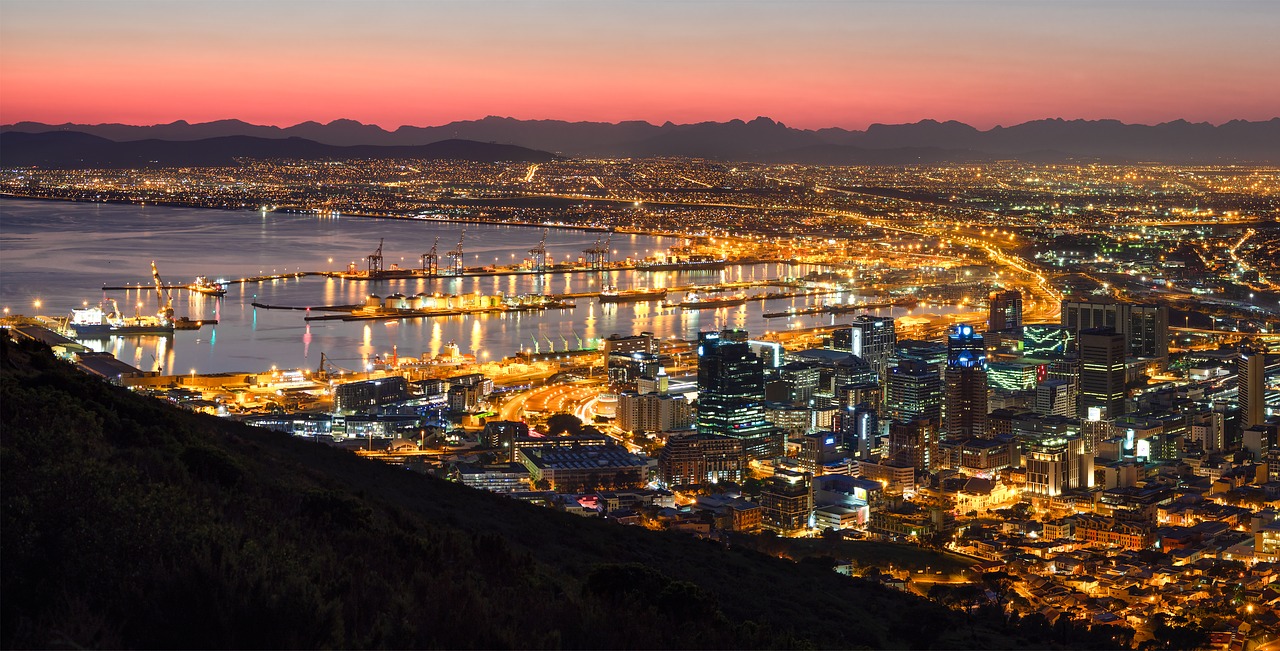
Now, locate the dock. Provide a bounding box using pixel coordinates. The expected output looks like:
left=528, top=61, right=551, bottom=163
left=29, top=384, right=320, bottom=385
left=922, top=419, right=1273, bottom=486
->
left=99, top=257, right=803, bottom=291
left=763, top=298, right=917, bottom=318
left=302, top=302, right=576, bottom=322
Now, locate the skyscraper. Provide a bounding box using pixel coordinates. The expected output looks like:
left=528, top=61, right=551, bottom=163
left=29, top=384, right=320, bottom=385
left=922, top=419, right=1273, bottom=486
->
left=830, top=315, right=897, bottom=381
left=834, top=402, right=878, bottom=460
left=887, top=358, right=943, bottom=423
left=889, top=416, right=940, bottom=472
left=988, top=289, right=1023, bottom=332
left=696, top=329, right=781, bottom=457
left=1060, top=300, right=1168, bottom=362
left=1078, top=327, right=1127, bottom=421
left=1239, top=342, right=1267, bottom=431
left=945, top=325, right=989, bottom=438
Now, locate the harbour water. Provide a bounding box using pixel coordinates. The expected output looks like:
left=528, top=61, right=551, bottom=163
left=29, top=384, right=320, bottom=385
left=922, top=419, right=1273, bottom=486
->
left=1, top=198, right=965, bottom=374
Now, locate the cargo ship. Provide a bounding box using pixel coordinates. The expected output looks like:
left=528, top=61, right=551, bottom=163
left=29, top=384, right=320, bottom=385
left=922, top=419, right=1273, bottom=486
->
left=69, top=302, right=174, bottom=338
left=188, top=276, right=228, bottom=297
left=678, top=292, right=749, bottom=309
left=636, top=255, right=729, bottom=272
left=599, top=285, right=668, bottom=303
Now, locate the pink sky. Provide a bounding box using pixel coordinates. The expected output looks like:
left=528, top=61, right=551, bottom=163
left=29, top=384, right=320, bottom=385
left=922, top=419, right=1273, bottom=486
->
left=2, top=1, right=1277, bottom=129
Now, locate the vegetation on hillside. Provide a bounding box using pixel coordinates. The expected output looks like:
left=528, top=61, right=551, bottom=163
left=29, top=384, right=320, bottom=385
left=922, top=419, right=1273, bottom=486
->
left=1, top=336, right=1114, bottom=649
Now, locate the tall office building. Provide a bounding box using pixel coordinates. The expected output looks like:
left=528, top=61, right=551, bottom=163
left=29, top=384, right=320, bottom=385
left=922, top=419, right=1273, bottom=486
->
left=1025, top=435, right=1094, bottom=497
left=766, top=362, right=822, bottom=406
left=1078, top=327, right=1127, bottom=421
left=834, top=403, right=878, bottom=460
left=1035, top=379, right=1075, bottom=417
left=1061, top=300, right=1168, bottom=362
left=892, top=340, right=949, bottom=387
left=945, top=325, right=989, bottom=439
left=830, top=315, right=897, bottom=381
left=889, top=417, right=940, bottom=472
left=696, top=329, right=781, bottom=457
left=1239, top=342, right=1267, bottom=431
left=887, top=359, right=943, bottom=423
left=988, top=289, right=1023, bottom=332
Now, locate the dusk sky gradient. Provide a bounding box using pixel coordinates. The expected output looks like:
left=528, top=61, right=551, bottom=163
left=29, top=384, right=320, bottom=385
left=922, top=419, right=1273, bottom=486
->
left=2, top=0, right=1277, bottom=130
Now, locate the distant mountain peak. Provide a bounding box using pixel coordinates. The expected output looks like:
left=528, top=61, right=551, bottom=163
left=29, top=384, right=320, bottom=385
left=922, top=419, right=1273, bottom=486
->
left=2, top=115, right=1276, bottom=163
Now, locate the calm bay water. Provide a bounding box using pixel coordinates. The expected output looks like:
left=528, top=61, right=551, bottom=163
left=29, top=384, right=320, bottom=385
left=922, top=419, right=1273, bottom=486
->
left=1, top=198, right=956, bottom=374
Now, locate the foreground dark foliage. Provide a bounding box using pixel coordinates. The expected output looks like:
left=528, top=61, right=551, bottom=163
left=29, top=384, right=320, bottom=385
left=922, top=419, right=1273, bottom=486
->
left=2, top=336, right=1043, bottom=649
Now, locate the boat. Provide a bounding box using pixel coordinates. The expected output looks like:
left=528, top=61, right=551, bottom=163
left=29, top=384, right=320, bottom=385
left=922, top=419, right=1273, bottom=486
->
left=188, top=276, right=227, bottom=296
left=174, top=317, right=216, bottom=330
left=678, top=292, right=749, bottom=309
left=69, top=302, right=174, bottom=338
left=636, top=255, right=729, bottom=272
left=598, top=285, right=668, bottom=303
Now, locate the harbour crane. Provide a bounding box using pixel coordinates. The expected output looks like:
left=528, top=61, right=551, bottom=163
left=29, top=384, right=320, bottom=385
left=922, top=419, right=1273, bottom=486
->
left=528, top=228, right=549, bottom=273
left=366, top=238, right=385, bottom=276
left=150, top=261, right=174, bottom=322
left=421, top=236, right=440, bottom=276
left=446, top=229, right=466, bottom=276
left=584, top=231, right=613, bottom=270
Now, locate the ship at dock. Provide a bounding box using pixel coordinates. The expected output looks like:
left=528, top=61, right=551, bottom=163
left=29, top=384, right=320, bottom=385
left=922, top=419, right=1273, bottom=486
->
left=188, top=276, right=227, bottom=296
left=598, top=285, right=668, bottom=303
left=72, top=261, right=182, bottom=337
left=678, top=292, right=749, bottom=309
left=636, top=255, right=728, bottom=272
left=69, top=301, right=174, bottom=338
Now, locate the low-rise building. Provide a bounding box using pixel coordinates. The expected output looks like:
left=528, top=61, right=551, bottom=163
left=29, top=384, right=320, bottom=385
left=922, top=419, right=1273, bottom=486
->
left=1075, top=515, right=1153, bottom=550
left=519, top=444, right=647, bottom=492
left=656, top=432, right=744, bottom=488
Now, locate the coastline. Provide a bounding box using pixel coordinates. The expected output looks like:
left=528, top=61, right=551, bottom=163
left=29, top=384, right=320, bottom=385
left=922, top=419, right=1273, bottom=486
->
left=0, top=192, right=700, bottom=241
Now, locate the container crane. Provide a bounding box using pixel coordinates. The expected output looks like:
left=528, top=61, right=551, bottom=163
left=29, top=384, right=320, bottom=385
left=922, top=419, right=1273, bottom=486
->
left=446, top=229, right=466, bottom=276
left=585, top=231, right=613, bottom=270
left=421, top=236, right=440, bottom=276
left=529, top=228, right=549, bottom=273
left=366, top=238, right=385, bottom=276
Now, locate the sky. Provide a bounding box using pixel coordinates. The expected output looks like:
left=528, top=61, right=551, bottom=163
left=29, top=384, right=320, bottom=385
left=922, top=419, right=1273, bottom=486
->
left=1, top=0, right=1277, bottom=130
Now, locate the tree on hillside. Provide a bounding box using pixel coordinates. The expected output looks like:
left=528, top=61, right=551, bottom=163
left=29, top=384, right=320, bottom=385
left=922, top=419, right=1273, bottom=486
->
left=545, top=413, right=583, bottom=436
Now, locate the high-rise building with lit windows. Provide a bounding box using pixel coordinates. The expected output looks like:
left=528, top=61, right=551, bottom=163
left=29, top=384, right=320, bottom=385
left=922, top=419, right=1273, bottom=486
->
left=945, top=325, right=988, bottom=438
left=696, top=329, right=781, bottom=457
left=988, top=289, right=1023, bottom=332
left=1239, top=342, right=1267, bottom=431
left=1078, top=327, right=1127, bottom=421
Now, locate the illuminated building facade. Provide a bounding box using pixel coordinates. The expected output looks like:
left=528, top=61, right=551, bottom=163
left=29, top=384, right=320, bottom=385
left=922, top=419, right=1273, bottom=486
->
left=696, top=329, right=781, bottom=457
left=761, top=469, right=812, bottom=533
left=1078, top=327, right=1127, bottom=421
left=1025, top=435, right=1094, bottom=497
left=945, top=325, right=989, bottom=438
left=988, top=289, right=1023, bottom=332
left=657, top=432, right=745, bottom=488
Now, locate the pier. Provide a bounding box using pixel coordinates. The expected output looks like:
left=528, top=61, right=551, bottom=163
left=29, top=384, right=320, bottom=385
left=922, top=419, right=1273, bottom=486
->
left=100, top=256, right=804, bottom=292
left=762, top=298, right=918, bottom=319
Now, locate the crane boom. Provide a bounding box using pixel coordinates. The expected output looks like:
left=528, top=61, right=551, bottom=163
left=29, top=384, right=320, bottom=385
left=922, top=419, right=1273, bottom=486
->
left=151, top=261, right=174, bottom=322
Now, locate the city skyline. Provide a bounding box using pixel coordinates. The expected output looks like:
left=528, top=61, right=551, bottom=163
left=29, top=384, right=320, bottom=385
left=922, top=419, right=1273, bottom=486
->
left=2, top=0, right=1278, bottom=129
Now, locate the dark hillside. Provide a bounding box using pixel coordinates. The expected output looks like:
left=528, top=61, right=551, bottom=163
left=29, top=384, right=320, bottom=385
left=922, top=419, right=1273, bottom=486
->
left=2, top=335, right=1018, bottom=649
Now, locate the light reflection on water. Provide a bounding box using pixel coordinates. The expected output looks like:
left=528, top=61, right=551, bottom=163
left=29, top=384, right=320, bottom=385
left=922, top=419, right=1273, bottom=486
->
left=2, top=198, right=967, bottom=374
